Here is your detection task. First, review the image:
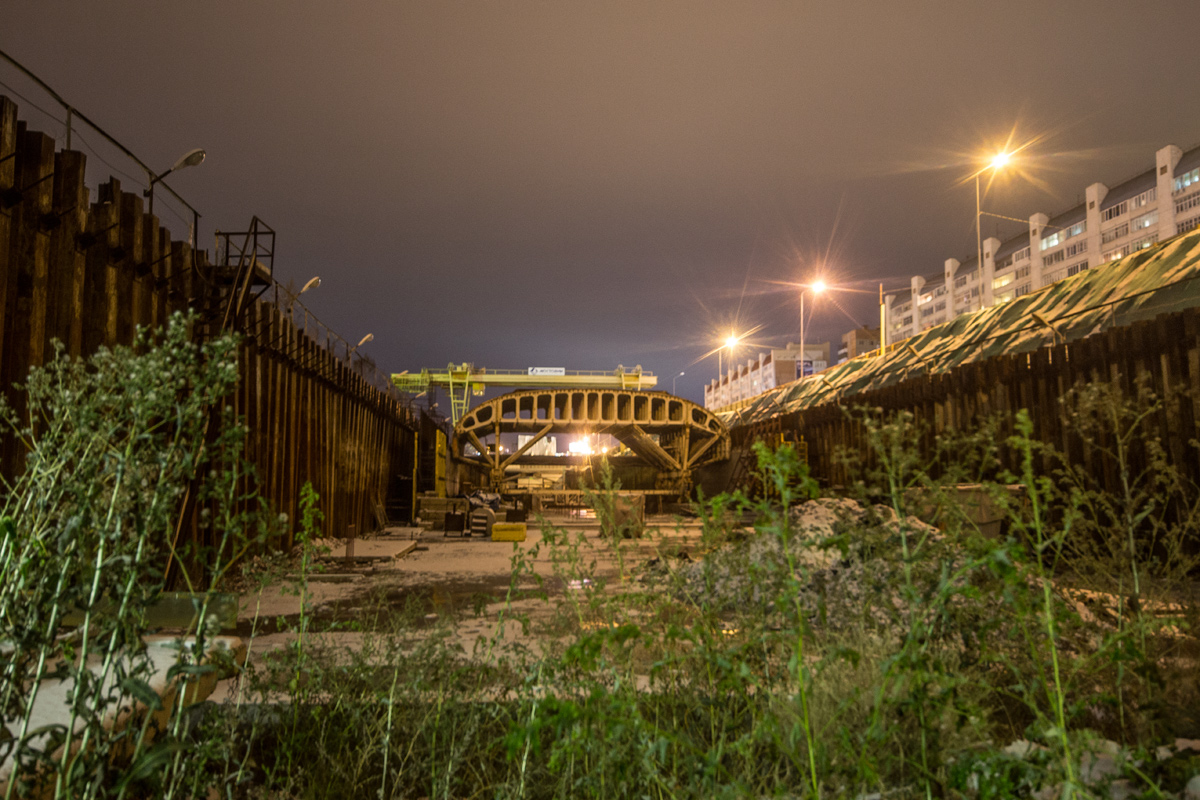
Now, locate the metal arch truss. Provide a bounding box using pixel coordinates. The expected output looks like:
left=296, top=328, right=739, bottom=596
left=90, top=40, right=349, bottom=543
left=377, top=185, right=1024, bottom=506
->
left=453, top=389, right=730, bottom=494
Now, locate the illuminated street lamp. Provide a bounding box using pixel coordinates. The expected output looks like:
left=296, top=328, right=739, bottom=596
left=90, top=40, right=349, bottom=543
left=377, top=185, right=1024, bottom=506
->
left=718, top=332, right=740, bottom=379
left=798, top=280, right=827, bottom=381
left=347, top=332, right=374, bottom=364
left=976, top=151, right=1011, bottom=289
left=672, top=371, right=685, bottom=394
left=145, top=148, right=206, bottom=217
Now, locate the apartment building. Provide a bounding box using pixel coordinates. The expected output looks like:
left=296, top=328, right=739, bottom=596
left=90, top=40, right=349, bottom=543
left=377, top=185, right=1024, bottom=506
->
left=837, top=326, right=881, bottom=363
left=704, top=341, right=830, bottom=409
left=884, top=142, right=1200, bottom=342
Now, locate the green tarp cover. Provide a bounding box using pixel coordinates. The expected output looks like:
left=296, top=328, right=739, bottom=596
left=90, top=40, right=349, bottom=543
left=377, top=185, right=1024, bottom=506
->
left=722, top=229, right=1200, bottom=428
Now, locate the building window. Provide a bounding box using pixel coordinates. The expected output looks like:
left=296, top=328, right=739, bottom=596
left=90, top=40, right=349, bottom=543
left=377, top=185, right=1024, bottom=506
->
left=1014, top=247, right=1031, bottom=262
left=1176, top=191, right=1200, bottom=216
left=1101, top=200, right=1127, bottom=222
left=995, top=290, right=1014, bottom=304
left=1131, top=233, right=1158, bottom=251
left=971, top=286, right=980, bottom=297
left=954, top=274, right=967, bottom=288
left=1066, top=261, right=1089, bottom=277
left=934, top=301, right=945, bottom=312
left=1130, top=188, right=1156, bottom=209
left=920, top=306, right=934, bottom=318
left=1015, top=265, right=1030, bottom=279
left=902, top=315, right=912, bottom=326
left=1179, top=217, right=1200, bottom=235
left=1103, top=245, right=1129, bottom=262
left=1131, top=210, right=1158, bottom=232
left=994, top=255, right=1013, bottom=270
left=1041, top=221, right=1085, bottom=251
left=1175, top=167, right=1200, bottom=194
left=919, top=292, right=932, bottom=305
left=992, top=273, right=1014, bottom=290
left=1102, top=222, right=1129, bottom=244
left=1044, top=249, right=1066, bottom=266
left=1014, top=283, right=1031, bottom=298
left=1065, top=240, right=1087, bottom=258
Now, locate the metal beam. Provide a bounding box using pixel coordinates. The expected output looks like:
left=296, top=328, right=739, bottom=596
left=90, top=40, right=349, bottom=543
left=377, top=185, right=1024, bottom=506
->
left=615, top=424, right=680, bottom=471
left=686, top=432, right=722, bottom=468
left=501, top=423, right=554, bottom=469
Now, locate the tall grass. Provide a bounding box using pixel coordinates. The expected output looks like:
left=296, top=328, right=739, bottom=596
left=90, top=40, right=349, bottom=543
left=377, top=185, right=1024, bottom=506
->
left=5, top=332, right=1200, bottom=797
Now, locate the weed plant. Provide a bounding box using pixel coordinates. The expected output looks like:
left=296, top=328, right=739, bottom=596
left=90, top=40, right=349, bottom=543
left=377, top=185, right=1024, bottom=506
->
left=6, top=326, right=1200, bottom=798
left=0, top=313, right=283, bottom=798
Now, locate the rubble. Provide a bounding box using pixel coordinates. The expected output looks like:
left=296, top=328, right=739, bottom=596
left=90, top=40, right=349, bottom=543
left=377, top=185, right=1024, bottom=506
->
left=672, top=497, right=961, bottom=630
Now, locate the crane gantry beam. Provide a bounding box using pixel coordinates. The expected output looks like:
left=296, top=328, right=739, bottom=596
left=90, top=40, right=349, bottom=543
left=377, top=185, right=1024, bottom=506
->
left=392, top=363, right=658, bottom=423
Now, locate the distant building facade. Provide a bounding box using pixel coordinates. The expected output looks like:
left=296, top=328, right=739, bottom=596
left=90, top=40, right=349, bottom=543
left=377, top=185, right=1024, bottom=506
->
left=704, top=342, right=829, bottom=410
left=837, top=326, right=881, bottom=363
left=884, top=142, right=1200, bottom=343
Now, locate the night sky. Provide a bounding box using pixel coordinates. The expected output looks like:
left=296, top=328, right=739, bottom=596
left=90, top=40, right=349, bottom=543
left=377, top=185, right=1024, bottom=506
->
left=4, top=2, right=1200, bottom=402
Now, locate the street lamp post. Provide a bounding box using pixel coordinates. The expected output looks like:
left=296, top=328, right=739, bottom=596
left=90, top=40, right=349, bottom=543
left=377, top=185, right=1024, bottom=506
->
left=976, top=152, right=1010, bottom=290
left=145, top=148, right=206, bottom=217
left=673, top=371, right=684, bottom=394
left=347, top=332, right=374, bottom=365
left=719, top=334, right=738, bottom=380
left=799, top=280, right=826, bottom=381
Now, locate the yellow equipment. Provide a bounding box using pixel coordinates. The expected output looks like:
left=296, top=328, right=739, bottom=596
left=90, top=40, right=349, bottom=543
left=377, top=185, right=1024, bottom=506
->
left=392, top=364, right=657, bottom=424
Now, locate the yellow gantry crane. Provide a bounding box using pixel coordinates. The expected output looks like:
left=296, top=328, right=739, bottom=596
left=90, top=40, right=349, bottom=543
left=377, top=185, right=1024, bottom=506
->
left=392, top=364, right=658, bottom=424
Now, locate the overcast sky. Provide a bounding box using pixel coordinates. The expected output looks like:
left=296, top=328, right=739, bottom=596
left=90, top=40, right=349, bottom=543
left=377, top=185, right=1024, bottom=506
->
left=5, top=2, right=1200, bottom=401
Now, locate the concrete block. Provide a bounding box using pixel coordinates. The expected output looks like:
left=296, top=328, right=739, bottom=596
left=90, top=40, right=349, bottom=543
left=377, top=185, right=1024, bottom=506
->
left=492, top=522, right=527, bottom=542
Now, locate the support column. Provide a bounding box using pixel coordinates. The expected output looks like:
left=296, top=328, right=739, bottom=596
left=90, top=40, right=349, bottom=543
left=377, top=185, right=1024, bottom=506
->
left=981, top=236, right=1000, bottom=308
left=1156, top=144, right=1183, bottom=239
left=1029, top=212, right=1049, bottom=289
left=1085, top=182, right=1108, bottom=267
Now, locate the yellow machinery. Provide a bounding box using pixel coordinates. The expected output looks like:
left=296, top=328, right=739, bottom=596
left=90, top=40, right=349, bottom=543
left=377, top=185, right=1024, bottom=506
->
left=392, top=364, right=657, bottom=424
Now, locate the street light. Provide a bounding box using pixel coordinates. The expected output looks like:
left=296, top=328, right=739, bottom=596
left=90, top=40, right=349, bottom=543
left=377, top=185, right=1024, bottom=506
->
left=976, top=151, right=1011, bottom=290
left=346, top=332, right=374, bottom=365
left=672, top=371, right=685, bottom=394
left=144, top=148, right=206, bottom=217
left=799, top=280, right=826, bottom=382
left=719, top=332, right=740, bottom=378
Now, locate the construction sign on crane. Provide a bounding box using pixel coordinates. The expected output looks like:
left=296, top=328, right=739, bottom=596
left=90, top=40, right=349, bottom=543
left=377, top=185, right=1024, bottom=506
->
left=392, top=363, right=657, bottom=424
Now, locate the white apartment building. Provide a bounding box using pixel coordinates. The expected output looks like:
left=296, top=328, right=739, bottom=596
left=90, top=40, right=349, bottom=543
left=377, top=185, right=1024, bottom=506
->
left=704, top=342, right=829, bottom=410
left=884, top=142, right=1200, bottom=342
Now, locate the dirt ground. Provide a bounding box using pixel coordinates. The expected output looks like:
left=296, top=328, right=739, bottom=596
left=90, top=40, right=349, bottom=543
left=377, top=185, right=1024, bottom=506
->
left=212, top=515, right=706, bottom=700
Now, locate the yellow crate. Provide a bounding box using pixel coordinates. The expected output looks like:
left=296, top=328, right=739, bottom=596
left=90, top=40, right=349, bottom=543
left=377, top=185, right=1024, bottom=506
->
left=491, top=522, right=527, bottom=542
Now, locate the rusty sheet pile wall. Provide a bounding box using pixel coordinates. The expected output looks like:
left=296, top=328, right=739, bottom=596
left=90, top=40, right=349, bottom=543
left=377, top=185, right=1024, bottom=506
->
left=732, top=306, right=1200, bottom=496
left=0, top=94, right=414, bottom=557
left=236, top=300, right=416, bottom=545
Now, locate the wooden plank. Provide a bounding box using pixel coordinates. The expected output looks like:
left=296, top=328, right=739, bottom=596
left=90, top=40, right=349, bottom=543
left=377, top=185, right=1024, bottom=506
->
left=48, top=149, right=87, bottom=356
left=22, top=131, right=55, bottom=371
left=0, top=97, right=17, bottom=367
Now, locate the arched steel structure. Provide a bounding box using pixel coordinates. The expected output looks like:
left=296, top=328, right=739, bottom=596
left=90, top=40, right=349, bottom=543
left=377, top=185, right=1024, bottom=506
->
left=453, top=389, right=730, bottom=493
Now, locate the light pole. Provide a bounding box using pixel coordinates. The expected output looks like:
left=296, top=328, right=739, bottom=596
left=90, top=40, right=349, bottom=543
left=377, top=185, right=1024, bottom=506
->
left=799, top=279, right=826, bottom=381
left=672, top=371, right=684, bottom=394
left=718, top=333, right=738, bottom=379
left=347, top=332, right=374, bottom=364
left=145, top=148, right=206, bottom=217
left=976, top=151, right=1010, bottom=288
